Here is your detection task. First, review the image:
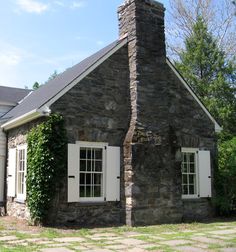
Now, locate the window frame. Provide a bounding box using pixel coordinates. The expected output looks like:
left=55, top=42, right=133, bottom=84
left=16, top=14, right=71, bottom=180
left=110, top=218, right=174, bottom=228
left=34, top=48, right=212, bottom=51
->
left=181, top=147, right=199, bottom=199
left=76, top=141, right=107, bottom=202
left=16, top=144, right=27, bottom=201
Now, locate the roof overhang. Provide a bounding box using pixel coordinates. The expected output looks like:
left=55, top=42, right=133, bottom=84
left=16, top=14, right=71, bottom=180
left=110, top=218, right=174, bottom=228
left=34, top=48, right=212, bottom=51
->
left=1, top=106, right=51, bottom=131
left=0, top=101, right=17, bottom=106
left=166, top=58, right=222, bottom=133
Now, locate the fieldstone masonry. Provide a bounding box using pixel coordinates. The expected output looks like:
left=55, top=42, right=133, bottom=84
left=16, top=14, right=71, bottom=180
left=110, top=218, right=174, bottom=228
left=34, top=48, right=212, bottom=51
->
left=119, top=0, right=216, bottom=225
left=5, top=0, right=217, bottom=226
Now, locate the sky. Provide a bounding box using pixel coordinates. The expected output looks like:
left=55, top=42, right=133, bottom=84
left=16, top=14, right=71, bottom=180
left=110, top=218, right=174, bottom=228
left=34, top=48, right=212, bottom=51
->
left=0, top=0, right=170, bottom=89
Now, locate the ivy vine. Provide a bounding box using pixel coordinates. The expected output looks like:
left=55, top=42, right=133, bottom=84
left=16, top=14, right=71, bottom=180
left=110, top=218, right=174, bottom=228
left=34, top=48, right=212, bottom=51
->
left=26, top=114, right=67, bottom=224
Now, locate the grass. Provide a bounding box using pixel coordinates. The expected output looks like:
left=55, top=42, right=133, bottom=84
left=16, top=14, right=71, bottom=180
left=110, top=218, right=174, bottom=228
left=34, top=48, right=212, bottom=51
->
left=0, top=217, right=235, bottom=251
left=39, top=228, right=62, bottom=239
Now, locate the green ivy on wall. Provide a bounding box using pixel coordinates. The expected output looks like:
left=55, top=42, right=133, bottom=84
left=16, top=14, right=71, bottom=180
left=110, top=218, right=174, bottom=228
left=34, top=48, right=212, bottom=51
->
left=27, top=114, right=67, bottom=224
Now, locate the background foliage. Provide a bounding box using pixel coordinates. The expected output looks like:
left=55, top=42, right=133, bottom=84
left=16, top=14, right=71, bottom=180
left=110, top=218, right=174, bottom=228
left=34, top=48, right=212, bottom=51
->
left=215, top=137, right=236, bottom=215
left=174, top=12, right=236, bottom=214
left=26, top=114, right=67, bottom=224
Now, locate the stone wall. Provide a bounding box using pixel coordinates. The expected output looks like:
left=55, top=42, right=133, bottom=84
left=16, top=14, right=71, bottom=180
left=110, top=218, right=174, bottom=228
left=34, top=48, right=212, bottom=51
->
left=50, top=45, right=130, bottom=226
left=6, top=118, right=45, bottom=220
left=118, top=0, right=216, bottom=225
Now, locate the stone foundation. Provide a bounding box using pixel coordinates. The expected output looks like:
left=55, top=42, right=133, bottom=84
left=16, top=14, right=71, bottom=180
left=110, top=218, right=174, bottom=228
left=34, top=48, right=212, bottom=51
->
left=7, top=199, right=30, bottom=220
left=183, top=198, right=213, bottom=221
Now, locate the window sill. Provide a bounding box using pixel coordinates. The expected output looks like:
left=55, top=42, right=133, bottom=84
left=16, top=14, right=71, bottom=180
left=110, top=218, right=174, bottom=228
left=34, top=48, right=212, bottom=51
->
left=15, top=199, right=26, bottom=204
left=67, top=200, right=120, bottom=206
left=182, top=195, right=199, bottom=200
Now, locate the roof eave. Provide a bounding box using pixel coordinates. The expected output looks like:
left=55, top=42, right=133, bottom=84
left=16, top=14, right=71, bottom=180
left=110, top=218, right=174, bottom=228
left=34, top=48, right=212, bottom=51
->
left=166, top=58, right=222, bottom=133
left=1, top=109, right=48, bottom=131
left=0, top=101, right=17, bottom=106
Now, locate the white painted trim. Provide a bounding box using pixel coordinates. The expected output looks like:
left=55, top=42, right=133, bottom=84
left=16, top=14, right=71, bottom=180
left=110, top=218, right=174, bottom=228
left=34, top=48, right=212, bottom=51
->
left=0, top=101, right=16, bottom=106
left=43, top=38, right=128, bottom=109
left=16, top=144, right=27, bottom=201
left=76, top=141, right=108, bottom=147
left=1, top=110, right=42, bottom=130
left=77, top=141, right=108, bottom=202
left=181, top=147, right=199, bottom=199
left=166, top=58, right=222, bottom=133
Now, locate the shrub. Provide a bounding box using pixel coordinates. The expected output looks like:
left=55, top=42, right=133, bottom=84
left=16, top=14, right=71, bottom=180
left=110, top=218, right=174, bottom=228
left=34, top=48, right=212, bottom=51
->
left=26, top=114, right=67, bottom=224
left=215, top=137, right=236, bottom=215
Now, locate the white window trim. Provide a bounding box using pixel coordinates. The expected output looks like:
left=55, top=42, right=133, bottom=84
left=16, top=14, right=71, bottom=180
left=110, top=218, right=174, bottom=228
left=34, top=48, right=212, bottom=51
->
left=181, top=147, right=199, bottom=199
left=16, top=144, right=27, bottom=201
left=76, top=141, right=108, bottom=203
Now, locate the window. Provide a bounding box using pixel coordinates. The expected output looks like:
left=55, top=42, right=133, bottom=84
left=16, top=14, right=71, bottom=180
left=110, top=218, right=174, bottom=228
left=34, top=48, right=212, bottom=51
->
left=7, top=145, right=27, bottom=201
left=68, top=142, right=120, bottom=203
left=16, top=146, right=27, bottom=200
left=181, top=148, right=212, bottom=199
left=79, top=145, right=104, bottom=201
left=181, top=148, right=198, bottom=198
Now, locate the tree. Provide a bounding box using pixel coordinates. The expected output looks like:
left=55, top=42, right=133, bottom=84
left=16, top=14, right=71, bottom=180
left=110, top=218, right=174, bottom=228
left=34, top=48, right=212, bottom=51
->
left=175, top=16, right=236, bottom=137
left=167, top=0, right=236, bottom=60
left=32, top=70, right=59, bottom=90
left=33, top=82, right=40, bottom=90
left=47, top=70, right=58, bottom=82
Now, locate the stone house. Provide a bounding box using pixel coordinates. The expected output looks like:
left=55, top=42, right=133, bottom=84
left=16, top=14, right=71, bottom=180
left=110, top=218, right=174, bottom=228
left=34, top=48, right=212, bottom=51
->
left=0, top=0, right=221, bottom=226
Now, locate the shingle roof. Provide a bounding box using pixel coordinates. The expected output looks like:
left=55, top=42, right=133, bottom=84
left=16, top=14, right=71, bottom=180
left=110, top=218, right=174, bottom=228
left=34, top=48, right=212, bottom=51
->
left=0, top=86, right=31, bottom=105
left=1, top=39, right=126, bottom=122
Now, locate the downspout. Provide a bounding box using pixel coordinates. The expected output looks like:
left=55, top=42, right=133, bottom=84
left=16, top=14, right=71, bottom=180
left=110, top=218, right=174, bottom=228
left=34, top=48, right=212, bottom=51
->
left=3, top=131, right=8, bottom=215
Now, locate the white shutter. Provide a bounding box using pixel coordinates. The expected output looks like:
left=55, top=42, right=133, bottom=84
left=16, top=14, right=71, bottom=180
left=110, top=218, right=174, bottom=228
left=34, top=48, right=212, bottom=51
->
left=106, top=146, right=120, bottom=201
left=198, top=150, right=212, bottom=198
left=7, top=148, right=16, bottom=197
left=23, top=146, right=27, bottom=200
left=68, top=144, right=79, bottom=202
left=0, top=156, right=5, bottom=202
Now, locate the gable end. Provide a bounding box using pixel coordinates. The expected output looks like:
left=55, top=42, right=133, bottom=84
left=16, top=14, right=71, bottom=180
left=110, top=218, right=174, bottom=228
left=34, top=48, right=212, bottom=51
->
left=166, top=58, right=222, bottom=133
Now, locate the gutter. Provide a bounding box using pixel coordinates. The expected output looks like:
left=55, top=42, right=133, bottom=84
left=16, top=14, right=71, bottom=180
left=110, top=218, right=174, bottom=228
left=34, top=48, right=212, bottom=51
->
left=1, top=106, right=51, bottom=131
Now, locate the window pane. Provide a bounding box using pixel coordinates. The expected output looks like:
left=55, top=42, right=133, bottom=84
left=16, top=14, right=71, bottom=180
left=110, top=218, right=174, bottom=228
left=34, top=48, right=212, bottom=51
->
left=94, top=161, right=102, bottom=172
left=182, top=163, right=187, bottom=173
left=87, top=149, right=92, bottom=159
left=189, top=153, right=195, bottom=163
left=80, top=173, right=85, bottom=185
left=80, top=148, right=86, bottom=159
left=86, top=174, right=91, bottom=185
left=189, top=185, right=195, bottom=194
left=95, top=148, right=102, bottom=160
left=80, top=160, right=86, bottom=171
left=182, top=174, right=188, bottom=184
left=189, top=175, right=195, bottom=184
left=190, top=163, right=195, bottom=173
left=87, top=160, right=92, bottom=171
left=94, top=174, right=102, bottom=185
left=182, top=185, right=188, bottom=195
left=80, top=186, right=85, bottom=197
left=85, top=186, right=92, bottom=197
left=94, top=186, right=101, bottom=197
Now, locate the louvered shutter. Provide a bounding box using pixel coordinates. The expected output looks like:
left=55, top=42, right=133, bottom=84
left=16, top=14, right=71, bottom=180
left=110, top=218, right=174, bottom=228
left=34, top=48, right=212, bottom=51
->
left=68, top=144, right=79, bottom=202
left=7, top=148, right=16, bottom=197
left=106, top=146, right=120, bottom=201
left=198, top=150, right=212, bottom=198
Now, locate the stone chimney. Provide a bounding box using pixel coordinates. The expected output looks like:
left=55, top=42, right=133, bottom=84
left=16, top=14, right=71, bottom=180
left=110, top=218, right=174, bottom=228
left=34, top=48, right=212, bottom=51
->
left=119, top=0, right=183, bottom=226
left=118, top=0, right=166, bottom=60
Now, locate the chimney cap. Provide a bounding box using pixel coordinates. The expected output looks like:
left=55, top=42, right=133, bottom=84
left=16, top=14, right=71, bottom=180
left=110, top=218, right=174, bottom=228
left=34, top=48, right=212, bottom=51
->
left=118, top=0, right=165, bottom=12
